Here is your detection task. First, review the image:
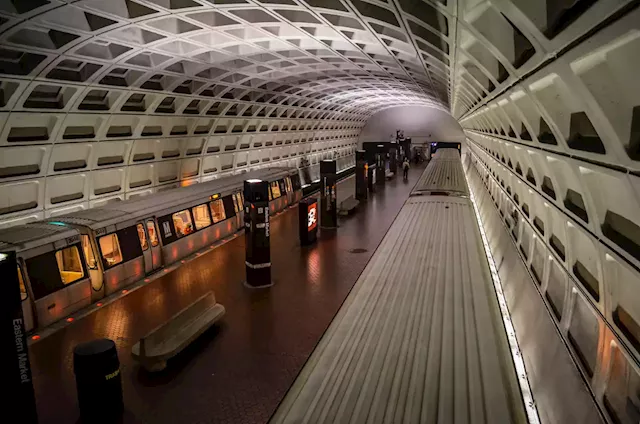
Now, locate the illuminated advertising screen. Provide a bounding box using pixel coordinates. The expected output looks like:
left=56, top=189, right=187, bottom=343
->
left=307, top=201, right=318, bottom=232
left=299, top=198, right=318, bottom=245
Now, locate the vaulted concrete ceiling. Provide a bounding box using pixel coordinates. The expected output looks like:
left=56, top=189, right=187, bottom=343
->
left=0, top=0, right=638, bottom=236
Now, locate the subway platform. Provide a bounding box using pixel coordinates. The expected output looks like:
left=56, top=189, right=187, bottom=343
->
left=29, top=164, right=426, bottom=424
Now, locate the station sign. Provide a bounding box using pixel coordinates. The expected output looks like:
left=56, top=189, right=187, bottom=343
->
left=1, top=251, right=38, bottom=423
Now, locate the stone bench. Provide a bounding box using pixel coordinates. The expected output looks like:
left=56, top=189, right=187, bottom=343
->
left=385, top=170, right=394, bottom=180
left=338, top=195, right=360, bottom=216
left=132, top=292, right=225, bottom=372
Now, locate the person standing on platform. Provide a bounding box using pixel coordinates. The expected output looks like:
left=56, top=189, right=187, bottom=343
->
left=402, top=157, right=410, bottom=181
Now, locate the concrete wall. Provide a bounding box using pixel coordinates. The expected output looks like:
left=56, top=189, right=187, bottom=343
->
left=359, top=106, right=466, bottom=145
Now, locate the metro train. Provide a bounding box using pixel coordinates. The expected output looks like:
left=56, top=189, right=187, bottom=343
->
left=272, top=147, right=531, bottom=423
left=0, top=167, right=301, bottom=332
left=429, top=141, right=462, bottom=157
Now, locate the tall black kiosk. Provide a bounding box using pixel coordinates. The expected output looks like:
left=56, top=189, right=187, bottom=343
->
left=1, top=251, right=38, bottom=423
left=244, top=179, right=272, bottom=287
left=320, top=160, right=337, bottom=228
left=355, top=150, right=368, bottom=201
left=389, top=142, right=398, bottom=175
left=376, top=144, right=386, bottom=186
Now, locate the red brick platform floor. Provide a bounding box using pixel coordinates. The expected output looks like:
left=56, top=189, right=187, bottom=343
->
left=29, top=165, right=425, bottom=424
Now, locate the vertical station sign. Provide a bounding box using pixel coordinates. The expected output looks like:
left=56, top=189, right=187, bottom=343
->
left=320, top=160, right=337, bottom=229
left=244, top=179, right=272, bottom=287
left=355, top=150, right=368, bottom=201
left=298, top=198, right=318, bottom=245
left=1, top=251, right=38, bottom=423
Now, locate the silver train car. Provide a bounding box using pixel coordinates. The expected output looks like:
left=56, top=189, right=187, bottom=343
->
left=271, top=148, right=528, bottom=423
left=412, top=146, right=469, bottom=197
left=0, top=167, right=301, bottom=332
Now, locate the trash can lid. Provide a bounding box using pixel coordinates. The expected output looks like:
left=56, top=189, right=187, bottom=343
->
left=73, top=339, right=118, bottom=373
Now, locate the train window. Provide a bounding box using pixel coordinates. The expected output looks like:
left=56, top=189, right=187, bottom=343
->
left=146, top=221, right=159, bottom=247
left=568, top=293, right=599, bottom=377
left=81, top=235, right=98, bottom=270
left=17, top=265, right=27, bottom=301
left=210, top=199, right=226, bottom=223
left=271, top=181, right=281, bottom=198
left=240, top=191, right=244, bottom=207
left=99, top=234, right=123, bottom=267
left=172, top=209, right=194, bottom=238
left=137, top=223, right=148, bottom=250
left=55, top=245, right=85, bottom=285
left=604, top=346, right=640, bottom=424
left=192, top=204, right=211, bottom=230
left=27, top=252, right=65, bottom=300
left=268, top=186, right=273, bottom=201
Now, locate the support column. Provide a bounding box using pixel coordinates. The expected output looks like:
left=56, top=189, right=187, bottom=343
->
left=376, top=144, right=386, bottom=186
left=244, top=179, right=272, bottom=287
left=367, top=155, right=376, bottom=193
left=320, top=160, right=337, bottom=229
left=1, top=251, right=38, bottom=424
left=355, top=150, right=368, bottom=201
left=389, top=142, right=398, bottom=174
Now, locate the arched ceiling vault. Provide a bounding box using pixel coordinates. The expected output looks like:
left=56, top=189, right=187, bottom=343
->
left=0, top=0, right=638, bottom=230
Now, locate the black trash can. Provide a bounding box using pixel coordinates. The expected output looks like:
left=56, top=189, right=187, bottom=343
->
left=73, top=338, right=123, bottom=423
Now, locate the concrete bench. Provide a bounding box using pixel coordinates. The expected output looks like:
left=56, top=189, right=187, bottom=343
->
left=132, top=292, right=225, bottom=372
left=339, top=195, right=360, bottom=216
left=385, top=170, right=394, bottom=180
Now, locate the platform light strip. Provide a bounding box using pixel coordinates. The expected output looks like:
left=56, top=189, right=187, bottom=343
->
left=464, top=163, right=540, bottom=424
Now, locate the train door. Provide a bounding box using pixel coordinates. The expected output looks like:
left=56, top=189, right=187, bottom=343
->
left=285, top=176, right=294, bottom=205
left=17, top=261, right=35, bottom=332
left=139, top=219, right=162, bottom=274
left=81, top=234, right=104, bottom=301
left=232, top=192, right=242, bottom=230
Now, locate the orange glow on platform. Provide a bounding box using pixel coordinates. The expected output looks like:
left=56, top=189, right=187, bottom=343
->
left=66, top=317, right=74, bottom=323
left=97, top=302, right=103, bottom=307
left=122, top=289, right=128, bottom=294
left=164, top=268, right=170, bottom=272
left=181, top=260, right=186, bottom=264
left=144, top=278, right=150, bottom=283
left=32, top=335, right=40, bottom=341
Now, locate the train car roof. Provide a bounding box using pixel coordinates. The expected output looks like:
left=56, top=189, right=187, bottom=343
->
left=43, top=167, right=295, bottom=229
left=433, top=148, right=460, bottom=160
left=0, top=222, right=79, bottom=252
left=412, top=149, right=469, bottom=196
